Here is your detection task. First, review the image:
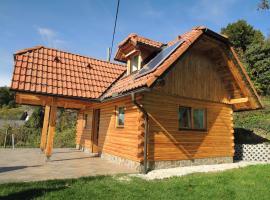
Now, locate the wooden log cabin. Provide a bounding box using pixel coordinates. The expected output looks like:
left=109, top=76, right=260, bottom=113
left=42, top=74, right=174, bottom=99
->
left=10, top=26, right=263, bottom=173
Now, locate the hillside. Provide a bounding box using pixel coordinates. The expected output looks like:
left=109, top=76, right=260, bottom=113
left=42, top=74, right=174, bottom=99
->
left=234, top=96, right=270, bottom=143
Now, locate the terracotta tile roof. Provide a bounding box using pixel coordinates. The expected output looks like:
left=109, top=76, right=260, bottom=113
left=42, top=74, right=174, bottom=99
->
left=103, top=27, right=205, bottom=98
left=11, top=46, right=126, bottom=99
left=118, top=33, right=164, bottom=49
left=10, top=26, right=262, bottom=110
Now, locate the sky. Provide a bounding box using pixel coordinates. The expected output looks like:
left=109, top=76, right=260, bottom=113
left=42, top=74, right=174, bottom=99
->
left=0, top=0, right=269, bottom=86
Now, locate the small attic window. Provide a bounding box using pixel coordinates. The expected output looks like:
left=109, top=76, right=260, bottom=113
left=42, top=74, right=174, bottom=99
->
left=54, top=56, right=61, bottom=63
left=85, top=63, right=92, bottom=69
left=130, top=55, right=139, bottom=73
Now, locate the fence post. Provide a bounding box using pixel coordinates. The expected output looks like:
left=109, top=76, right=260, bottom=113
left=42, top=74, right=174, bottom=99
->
left=4, top=128, right=8, bottom=148
left=12, top=133, right=15, bottom=149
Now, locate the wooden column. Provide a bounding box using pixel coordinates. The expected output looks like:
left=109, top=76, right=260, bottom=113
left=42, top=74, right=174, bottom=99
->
left=45, top=104, right=57, bottom=159
left=40, top=105, right=51, bottom=151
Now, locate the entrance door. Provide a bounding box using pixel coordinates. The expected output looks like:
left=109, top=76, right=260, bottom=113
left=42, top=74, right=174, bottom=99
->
left=92, top=109, right=100, bottom=153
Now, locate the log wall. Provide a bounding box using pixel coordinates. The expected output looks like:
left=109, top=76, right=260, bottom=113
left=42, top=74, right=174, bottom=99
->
left=155, top=49, right=230, bottom=103
left=76, top=109, right=93, bottom=150
left=97, top=97, right=143, bottom=162
left=143, top=92, right=234, bottom=161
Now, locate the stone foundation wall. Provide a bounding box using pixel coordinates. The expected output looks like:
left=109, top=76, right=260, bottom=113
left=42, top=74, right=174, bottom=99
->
left=101, top=152, right=233, bottom=172
left=101, top=153, right=143, bottom=172
left=234, top=144, right=270, bottom=162
left=149, top=157, right=233, bottom=170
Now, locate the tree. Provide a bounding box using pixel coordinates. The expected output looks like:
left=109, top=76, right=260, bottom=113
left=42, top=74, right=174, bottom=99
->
left=0, top=87, right=15, bottom=108
left=258, top=0, right=269, bottom=10
left=221, top=20, right=270, bottom=95
left=221, top=20, right=264, bottom=54
left=244, top=42, right=270, bottom=95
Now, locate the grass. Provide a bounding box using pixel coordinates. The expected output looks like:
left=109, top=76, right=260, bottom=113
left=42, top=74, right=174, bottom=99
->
left=0, top=106, right=26, bottom=120
left=234, top=96, right=270, bottom=142
left=0, top=164, right=269, bottom=200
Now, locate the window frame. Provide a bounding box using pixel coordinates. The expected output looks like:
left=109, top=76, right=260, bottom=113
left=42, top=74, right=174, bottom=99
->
left=116, top=106, right=125, bottom=128
left=130, top=55, right=139, bottom=73
left=178, top=106, right=207, bottom=131
left=178, top=106, right=192, bottom=130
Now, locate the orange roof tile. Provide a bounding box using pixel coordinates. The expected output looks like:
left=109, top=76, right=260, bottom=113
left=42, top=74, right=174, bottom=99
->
left=10, top=26, right=262, bottom=110
left=118, top=33, right=164, bottom=49
left=103, top=27, right=204, bottom=98
left=115, top=33, right=165, bottom=62
left=11, top=46, right=126, bottom=99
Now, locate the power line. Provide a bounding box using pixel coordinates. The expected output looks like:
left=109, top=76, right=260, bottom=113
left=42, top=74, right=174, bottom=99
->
left=109, top=0, right=120, bottom=62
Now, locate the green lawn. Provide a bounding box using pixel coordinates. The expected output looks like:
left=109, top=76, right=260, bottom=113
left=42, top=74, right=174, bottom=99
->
left=0, top=164, right=269, bottom=200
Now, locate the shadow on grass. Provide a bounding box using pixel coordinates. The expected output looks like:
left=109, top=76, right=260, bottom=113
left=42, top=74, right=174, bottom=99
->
left=234, top=128, right=269, bottom=144
left=0, top=175, right=109, bottom=200
left=0, top=186, right=66, bottom=200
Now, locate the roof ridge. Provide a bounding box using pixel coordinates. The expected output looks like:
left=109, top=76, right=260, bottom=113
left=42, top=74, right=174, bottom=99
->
left=15, top=45, right=126, bottom=68
left=135, top=34, right=164, bottom=45
left=118, top=33, right=164, bottom=47
left=15, top=45, right=44, bottom=55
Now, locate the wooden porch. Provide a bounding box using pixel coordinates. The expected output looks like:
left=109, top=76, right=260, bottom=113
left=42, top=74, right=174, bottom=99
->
left=15, top=92, right=95, bottom=159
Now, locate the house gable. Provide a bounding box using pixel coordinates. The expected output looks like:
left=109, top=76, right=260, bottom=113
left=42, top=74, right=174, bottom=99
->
left=153, top=46, right=230, bottom=103
left=150, top=33, right=263, bottom=111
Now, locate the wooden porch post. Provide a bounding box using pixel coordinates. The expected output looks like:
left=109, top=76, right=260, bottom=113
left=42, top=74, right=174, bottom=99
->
left=40, top=105, right=51, bottom=151
left=45, top=104, right=57, bottom=159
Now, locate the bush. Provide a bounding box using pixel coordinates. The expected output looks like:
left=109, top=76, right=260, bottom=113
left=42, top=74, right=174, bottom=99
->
left=0, top=107, right=78, bottom=148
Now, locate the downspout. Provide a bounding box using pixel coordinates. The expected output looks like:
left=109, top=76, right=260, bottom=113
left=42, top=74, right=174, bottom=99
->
left=131, top=92, right=149, bottom=174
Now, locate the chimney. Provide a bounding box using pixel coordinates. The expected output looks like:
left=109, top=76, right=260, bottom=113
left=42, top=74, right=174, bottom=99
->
left=107, top=47, right=111, bottom=61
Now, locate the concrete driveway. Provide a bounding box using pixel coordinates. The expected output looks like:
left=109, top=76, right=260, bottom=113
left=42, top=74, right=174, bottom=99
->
left=0, top=148, right=136, bottom=183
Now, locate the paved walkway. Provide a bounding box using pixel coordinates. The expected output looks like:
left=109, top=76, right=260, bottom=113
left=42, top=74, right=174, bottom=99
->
left=135, top=161, right=270, bottom=180
left=0, top=148, right=136, bottom=183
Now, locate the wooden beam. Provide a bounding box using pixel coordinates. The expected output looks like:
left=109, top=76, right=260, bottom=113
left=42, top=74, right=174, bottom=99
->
left=40, top=105, right=51, bottom=151
left=124, top=49, right=139, bottom=58
left=45, top=102, right=57, bottom=159
left=220, top=51, right=257, bottom=108
left=15, top=92, right=92, bottom=109
left=229, top=97, right=248, bottom=104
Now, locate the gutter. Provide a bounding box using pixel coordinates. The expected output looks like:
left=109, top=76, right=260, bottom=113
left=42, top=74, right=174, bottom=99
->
left=131, top=92, right=149, bottom=174
left=101, top=87, right=150, bottom=102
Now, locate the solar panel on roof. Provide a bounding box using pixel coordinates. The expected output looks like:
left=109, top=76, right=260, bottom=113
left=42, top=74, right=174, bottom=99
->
left=135, top=40, right=184, bottom=78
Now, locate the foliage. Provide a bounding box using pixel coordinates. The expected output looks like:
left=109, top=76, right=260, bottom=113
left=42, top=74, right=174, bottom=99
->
left=54, top=126, right=76, bottom=148
left=221, top=20, right=263, bottom=53
left=258, top=0, right=269, bottom=10
left=0, top=165, right=270, bottom=199
left=0, top=106, right=77, bottom=148
left=0, top=87, right=16, bottom=108
left=244, top=42, right=270, bottom=95
left=24, top=107, right=44, bottom=129
left=221, top=20, right=270, bottom=95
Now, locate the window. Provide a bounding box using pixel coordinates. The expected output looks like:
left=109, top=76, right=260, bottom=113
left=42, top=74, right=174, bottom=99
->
left=130, top=55, right=139, bottom=73
left=193, top=109, right=206, bottom=129
left=116, top=106, right=125, bottom=127
left=179, top=107, right=191, bottom=129
left=179, top=106, right=206, bottom=130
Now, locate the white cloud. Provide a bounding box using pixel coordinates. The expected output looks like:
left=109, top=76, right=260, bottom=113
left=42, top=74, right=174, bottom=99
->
left=37, top=27, right=66, bottom=48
